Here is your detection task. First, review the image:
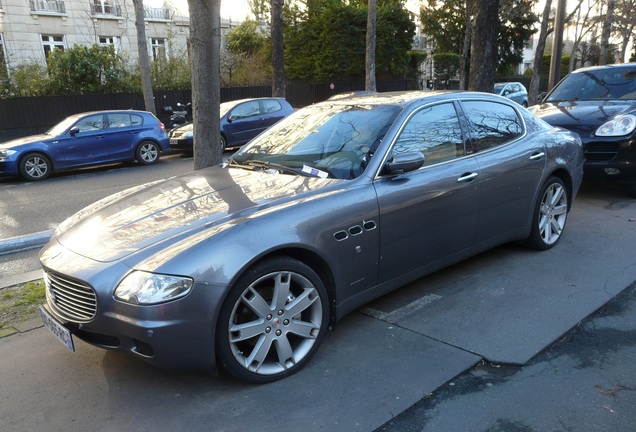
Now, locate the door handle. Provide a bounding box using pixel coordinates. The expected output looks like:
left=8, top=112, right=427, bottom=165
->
left=457, top=172, right=478, bottom=182
left=530, top=152, right=545, bottom=160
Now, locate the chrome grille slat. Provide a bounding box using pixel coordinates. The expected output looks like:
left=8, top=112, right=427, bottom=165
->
left=45, top=270, right=97, bottom=322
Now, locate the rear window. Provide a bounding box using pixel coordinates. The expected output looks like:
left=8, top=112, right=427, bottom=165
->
left=461, top=101, right=524, bottom=151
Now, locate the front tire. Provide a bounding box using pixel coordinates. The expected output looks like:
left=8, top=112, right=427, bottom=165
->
left=526, top=176, right=569, bottom=250
left=136, top=141, right=160, bottom=165
left=221, top=135, right=227, bottom=151
left=217, top=257, right=329, bottom=384
left=19, top=153, right=51, bottom=181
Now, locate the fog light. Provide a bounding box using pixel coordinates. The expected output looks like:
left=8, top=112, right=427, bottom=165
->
left=604, top=168, right=621, bottom=175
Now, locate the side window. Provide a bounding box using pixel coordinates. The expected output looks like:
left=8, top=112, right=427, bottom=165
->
left=393, top=102, right=465, bottom=166
left=106, top=113, right=132, bottom=129
left=511, top=84, right=520, bottom=93
left=75, top=115, right=104, bottom=132
left=462, top=101, right=523, bottom=151
left=131, top=114, right=143, bottom=126
left=230, top=101, right=260, bottom=120
left=261, top=99, right=282, bottom=114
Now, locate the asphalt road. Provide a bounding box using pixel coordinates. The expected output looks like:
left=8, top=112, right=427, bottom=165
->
left=1, top=160, right=635, bottom=431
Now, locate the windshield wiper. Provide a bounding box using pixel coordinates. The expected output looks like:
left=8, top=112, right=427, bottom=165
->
left=244, top=160, right=318, bottom=177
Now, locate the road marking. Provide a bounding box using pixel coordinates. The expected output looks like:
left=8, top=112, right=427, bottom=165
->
left=361, top=294, right=442, bottom=323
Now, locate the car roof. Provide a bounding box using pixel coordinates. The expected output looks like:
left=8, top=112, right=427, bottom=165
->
left=570, top=63, right=636, bottom=74
left=67, top=110, right=151, bottom=119
left=316, top=90, right=513, bottom=108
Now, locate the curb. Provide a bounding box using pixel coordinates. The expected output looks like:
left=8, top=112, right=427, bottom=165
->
left=0, top=230, right=53, bottom=256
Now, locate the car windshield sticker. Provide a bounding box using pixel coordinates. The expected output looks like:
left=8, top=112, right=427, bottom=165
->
left=302, top=165, right=329, bottom=178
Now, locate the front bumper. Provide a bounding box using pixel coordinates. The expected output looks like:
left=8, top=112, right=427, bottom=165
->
left=0, top=160, right=20, bottom=177
left=582, top=136, right=636, bottom=184
left=41, top=278, right=227, bottom=372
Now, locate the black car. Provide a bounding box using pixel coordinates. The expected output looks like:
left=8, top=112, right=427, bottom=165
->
left=531, top=63, right=636, bottom=196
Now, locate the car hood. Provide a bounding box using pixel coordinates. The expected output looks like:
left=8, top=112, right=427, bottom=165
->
left=174, top=123, right=193, bottom=133
left=0, top=134, right=49, bottom=148
left=54, top=166, right=341, bottom=263
left=531, top=99, right=636, bottom=137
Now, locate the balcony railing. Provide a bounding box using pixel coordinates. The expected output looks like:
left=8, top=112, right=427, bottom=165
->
left=144, top=7, right=170, bottom=20
left=30, top=0, right=66, bottom=13
left=92, top=1, right=122, bottom=16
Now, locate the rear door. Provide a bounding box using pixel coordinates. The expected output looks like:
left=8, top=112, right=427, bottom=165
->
left=459, top=100, right=545, bottom=243
left=104, top=113, right=144, bottom=160
left=374, top=101, right=480, bottom=283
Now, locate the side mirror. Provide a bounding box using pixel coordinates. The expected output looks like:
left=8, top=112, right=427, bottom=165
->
left=537, top=92, right=547, bottom=103
left=386, top=152, right=425, bottom=175
left=227, top=115, right=234, bottom=123
left=69, top=127, right=80, bottom=136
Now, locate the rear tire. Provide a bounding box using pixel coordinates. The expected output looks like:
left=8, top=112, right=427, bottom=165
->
left=136, top=141, right=160, bottom=165
left=221, top=135, right=227, bottom=151
left=19, top=153, right=51, bottom=181
left=525, top=176, right=569, bottom=250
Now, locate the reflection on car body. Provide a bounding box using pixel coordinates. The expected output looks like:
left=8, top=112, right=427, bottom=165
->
left=39, top=91, right=584, bottom=383
left=531, top=63, right=636, bottom=196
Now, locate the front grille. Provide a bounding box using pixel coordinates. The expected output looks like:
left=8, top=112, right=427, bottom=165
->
left=585, top=141, right=620, bottom=162
left=45, top=271, right=97, bottom=322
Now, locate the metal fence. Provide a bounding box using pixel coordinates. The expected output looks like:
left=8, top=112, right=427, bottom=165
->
left=0, top=80, right=417, bottom=141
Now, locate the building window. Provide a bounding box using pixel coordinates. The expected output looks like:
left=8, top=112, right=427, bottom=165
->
left=149, top=38, right=167, bottom=60
left=99, top=36, right=120, bottom=53
left=30, top=0, right=66, bottom=13
left=42, top=35, right=65, bottom=58
left=92, top=0, right=121, bottom=16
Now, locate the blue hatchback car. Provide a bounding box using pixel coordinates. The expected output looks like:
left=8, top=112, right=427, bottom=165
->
left=0, top=110, right=169, bottom=181
left=168, top=97, right=294, bottom=152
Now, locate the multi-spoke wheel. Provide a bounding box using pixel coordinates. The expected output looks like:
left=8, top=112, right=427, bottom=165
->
left=19, top=153, right=51, bottom=181
left=526, top=176, right=569, bottom=250
left=217, top=257, right=329, bottom=383
left=136, top=141, right=160, bottom=165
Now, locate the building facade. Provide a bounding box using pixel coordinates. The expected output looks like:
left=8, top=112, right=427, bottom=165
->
left=0, top=0, right=197, bottom=74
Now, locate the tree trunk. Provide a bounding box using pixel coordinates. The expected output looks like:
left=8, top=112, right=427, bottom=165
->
left=468, top=0, right=499, bottom=92
left=529, top=0, right=552, bottom=105
left=459, top=0, right=473, bottom=90
left=365, top=0, right=377, bottom=92
left=271, top=0, right=286, bottom=98
left=188, top=0, right=222, bottom=170
left=132, top=0, right=156, bottom=115
left=599, top=0, right=616, bottom=64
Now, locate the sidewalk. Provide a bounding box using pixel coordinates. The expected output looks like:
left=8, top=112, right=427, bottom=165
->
left=0, top=231, right=51, bottom=290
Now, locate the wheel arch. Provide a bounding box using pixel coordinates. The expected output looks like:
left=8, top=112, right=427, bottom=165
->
left=228, top=246, right=338, bottom=327
left=19, top=150, right=55, bottom=170
left=547, top=167, right=574, bottom=210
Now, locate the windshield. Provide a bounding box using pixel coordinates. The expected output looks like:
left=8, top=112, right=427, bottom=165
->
left=46, top=116, right=80, bottom=136
left=231, top=103, right=401, bottom=180
left=547, top=67, right=636, bottom=101
left=220, top=100, right=243, bottom=117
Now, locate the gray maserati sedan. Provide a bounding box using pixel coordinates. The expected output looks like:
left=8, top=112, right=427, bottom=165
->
left=38, top=91, right=584, bottom=383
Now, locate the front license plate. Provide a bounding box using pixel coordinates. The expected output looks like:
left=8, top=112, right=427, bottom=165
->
left=170, top=138, right=178, bottom=145
left=39, top=306, right=75, bottom=352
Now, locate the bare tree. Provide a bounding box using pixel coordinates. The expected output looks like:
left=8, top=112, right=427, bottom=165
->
left=613, top=0, right=635, bottom=62
left=132, top=0, right=156, bottom=115
left=271, top=0, right=286, bottom=98
left=188, top=0, right=222, bottom=169
left=365, top=0, right=377, bottom=92
left=528, top=0, right=552, bottom=105
left=468, top=0, right=499, bottom=91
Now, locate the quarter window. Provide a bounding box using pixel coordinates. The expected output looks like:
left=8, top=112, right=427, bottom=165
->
left=461, top=101, right=523, bottom=151
left=393, top=102, right=465, bottom=166
left=261, top=99, right=282, bottom=114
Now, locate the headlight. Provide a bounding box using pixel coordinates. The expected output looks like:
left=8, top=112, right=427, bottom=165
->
left=184, top=130, right=193, bottom=139
left=595, top=114, right=636, bottom=137
left=0, top=149, right=17, bottom=160
left=115, top=271, right=193, bottom=305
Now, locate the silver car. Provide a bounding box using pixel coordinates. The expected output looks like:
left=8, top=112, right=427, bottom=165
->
left=494, top=82, right=529, bottom=107
left=39, top=91, right=584, bottom=383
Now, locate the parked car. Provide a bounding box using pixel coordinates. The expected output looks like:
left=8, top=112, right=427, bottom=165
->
left=39, top=91, right=583, bottom=383
left=494, top=82, right=528, bottom=107
left=168, top=97, right=294, bottom=152
left=531, top=63, right=636, bottom=196
left=0, top=110, right=169, bottom=181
